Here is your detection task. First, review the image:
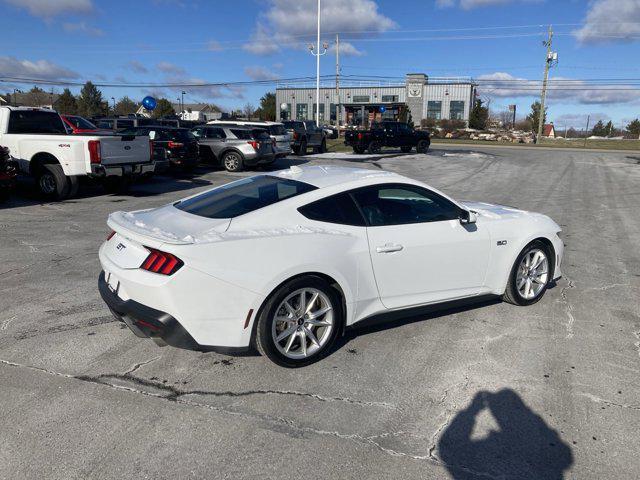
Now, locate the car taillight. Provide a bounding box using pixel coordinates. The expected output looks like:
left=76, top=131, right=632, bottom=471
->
left=149, top=140, right=154, bottom=161
left=140, top=248, right=183, bottom=276
left=106, top=230, right=116, bottom=241
left=88, top=140, right=101, bottom=164
left=357, top=133, right=363, bottom=140
left=248, top=140, right=259, bottom=150
left=293, top=132, right=299, bottom=140
left=167, top=141, right=183, bottom=149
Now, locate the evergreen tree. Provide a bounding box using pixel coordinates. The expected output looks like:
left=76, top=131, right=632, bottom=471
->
left=152, top=98, right=175, bottom=118
left=469, top=99, right=489, bottom=130
left=77, top=81, right=105, bottom=118
left=591, top=120, right=607, bottom=137
left=604, top=120, right=614, bottom=136
left=626, top=118, right=640, bottom=137
left=114, top=96, right=137, bottom=116
left=54, top=88, right=77, bottom=114
left=258, top=92, right=276, bottom=121
left=526, top=101, right=547, bottom=132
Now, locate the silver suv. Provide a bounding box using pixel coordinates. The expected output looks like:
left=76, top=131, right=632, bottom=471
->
left=207, top=121, right=292, bottom=158
left=191, top=125, right=275, bottom=172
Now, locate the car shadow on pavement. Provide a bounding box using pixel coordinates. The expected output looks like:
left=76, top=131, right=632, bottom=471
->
left=438, top=388, right=573, bottom=480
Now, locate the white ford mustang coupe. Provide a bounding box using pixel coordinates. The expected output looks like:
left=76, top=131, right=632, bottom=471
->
left=99, top=165, right=563, bottom=367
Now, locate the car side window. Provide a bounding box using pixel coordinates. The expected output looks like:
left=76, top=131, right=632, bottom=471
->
left=191, top=127, right=204, bottom=138
left=351, top=184, right=461, bottom=226
left=298, top=193, right=366, bottom=227
left=397, top=124, right=411, bottom=134
left=206, top=127, right=225, bottom=139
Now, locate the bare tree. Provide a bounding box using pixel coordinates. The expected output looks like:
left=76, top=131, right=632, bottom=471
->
left=242, top=103, right=255, bottom=119
left=498, top=110, right=513, bottom=129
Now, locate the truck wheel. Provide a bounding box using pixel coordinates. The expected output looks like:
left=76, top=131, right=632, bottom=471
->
left=223, top=151, right=244, bottom=172
left=353, top=146, right=365, bottom=154
left=299, top=140, right=307, bottom=156
left=401, top=146, right=413, bottom=153
left=317, top=139, right=327, bottom=154
left=417, top=140, right=430, bottom=154
left=368, top=141, right=381, bottom=154
left=37, top=164, right=71, bottom=200
left=67, top=176, right=80, bottom=198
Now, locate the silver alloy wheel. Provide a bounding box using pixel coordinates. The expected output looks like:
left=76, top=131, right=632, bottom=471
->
left=516, top=248, right=549, bottom=300
left=271, top=288, right=334, bottom=359
left=39, top=174, right=56, bottom=194
left=224, top=153, right=240, bottom=171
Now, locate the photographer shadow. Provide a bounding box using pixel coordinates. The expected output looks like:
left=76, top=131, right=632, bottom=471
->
left=438, top=389, right=573, bottom=480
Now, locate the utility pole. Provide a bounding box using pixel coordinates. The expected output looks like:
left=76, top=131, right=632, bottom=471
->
left=583, top=114, right=590, bottom=148
left=336, top=33, right=340, bottom=132
left=537, top=25, right=557, bottom=142
left=308, top=1, right=327, bottom=128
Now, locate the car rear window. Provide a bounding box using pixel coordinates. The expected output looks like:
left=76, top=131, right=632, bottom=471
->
left=175, top=175, right=317, bottom=219
left=8, top=110, right=67, bottom=134
left=231, top=129, right=252, bottom=140
left=251, top=129, right=271, bottom=140
left=66, top=116, right=97, bottom=130
left=269, top=125, right=286, bottom=135
left=170, top=129, right=195, bottom=141
left=298, top=193, right=365, bottom=226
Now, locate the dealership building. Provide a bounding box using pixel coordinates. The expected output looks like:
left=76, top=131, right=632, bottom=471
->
left=275, top=73, right=477, bottom=126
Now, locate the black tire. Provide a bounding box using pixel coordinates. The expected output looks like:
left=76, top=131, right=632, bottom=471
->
left=416, top=140, right=430, bottom=154
left=503, top=240, right=553, bottom=306
left=401, top=146, right=413, bottom=153
left=67, top=175, right=80, bottom=198
left=222, top=151, right=244, bottom=172
left=299, top=140, right=307, bottom=156
left=368, top=140, right=381, bottom=154
left=353, top=146, right=366, bottom=154
left=318, top=138, right=327, bottom=153
left=36, top=164, right=71, bottom=200
left=292, top=146, right=300, bottom=155
left=255, top=276, right=343, bottom=368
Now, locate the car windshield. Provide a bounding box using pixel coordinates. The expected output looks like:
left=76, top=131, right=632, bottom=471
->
left=175, top=175, right=317, bottom=219
left=67, top=116, right=97, bottom=130
left=268, top=125, right=286, bottom=135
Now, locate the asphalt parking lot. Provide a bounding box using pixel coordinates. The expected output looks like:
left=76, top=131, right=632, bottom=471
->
left=1, top=145, right=640, bottom=479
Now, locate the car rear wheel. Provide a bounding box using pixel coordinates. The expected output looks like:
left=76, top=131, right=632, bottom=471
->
left=368, top=140, right=381, bottom=154
left=255, top=276, right=342, bottom=368
left=416, top=140, right=430, bottom=154
left=299, top=140, right=307, bottom=156
left=353, top=146, right=366, bottom=154
left=503, top=241, right=552, bottom=306
left=223, top=151, right=243, bottom=172
left=317, top=139, right=327, bottom=153
left=37, top=164, right=72, bottom=200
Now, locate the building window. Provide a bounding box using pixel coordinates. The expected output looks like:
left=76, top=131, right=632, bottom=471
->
left=450, top=101, right=465, bottom=120
left=313, top=103, right=326, bottom=122
left=330, top=103, right=337, bottom=122
left=280, top=103, right=292, bottom=120
left=352, top=95, right=370, bottom=103
left=381, top=95, right=399, bottom=103
left=427, top=101, right=442, bottom=120
left=296, top=103, right=308, bottom=120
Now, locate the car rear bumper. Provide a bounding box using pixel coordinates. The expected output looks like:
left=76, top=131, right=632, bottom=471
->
left=244, top=153, right=276, bottom=166
left=90, top=161, right=155, bottom=177
left=98, top=271, right=249, bottom=354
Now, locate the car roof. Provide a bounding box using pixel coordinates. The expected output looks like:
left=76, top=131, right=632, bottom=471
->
left=271, top=165, right=402, bottom=189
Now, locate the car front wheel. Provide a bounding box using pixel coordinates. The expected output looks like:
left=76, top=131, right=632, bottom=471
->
left=255, top=276, right=342, bottom=367
left=416, top=140, right=430, bottom=153
left=503, top=241, right=552, bottom=306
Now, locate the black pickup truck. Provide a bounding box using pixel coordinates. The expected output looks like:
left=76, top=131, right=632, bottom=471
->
left=344, top=121, right=430, bottom=154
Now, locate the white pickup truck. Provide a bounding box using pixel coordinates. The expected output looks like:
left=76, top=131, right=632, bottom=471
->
left=0, top=106, right=154, bottom=200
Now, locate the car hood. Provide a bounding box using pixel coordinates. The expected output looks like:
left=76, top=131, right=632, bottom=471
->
left=460, top=201, right=541, bottom=220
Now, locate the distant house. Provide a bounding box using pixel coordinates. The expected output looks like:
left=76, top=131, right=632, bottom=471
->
left=136, top=102, right=223, bottom=122
left=542, top=123, right=556, bottom=138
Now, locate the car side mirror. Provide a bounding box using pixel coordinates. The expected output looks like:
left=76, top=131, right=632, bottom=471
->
left=459, top=209, right=477, bottom=225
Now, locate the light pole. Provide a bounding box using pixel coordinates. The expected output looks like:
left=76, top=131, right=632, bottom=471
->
left=308, top=0, right=328, bottom=127
left=111, top=97, right=116, bottom=113
left=181, top=91, right=186, bottom=119
left=13, top=88, right=22, bottom=107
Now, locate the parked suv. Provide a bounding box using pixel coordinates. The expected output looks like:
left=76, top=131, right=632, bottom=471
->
left=205, top=121, right=291, bottom=158
left=344, top=121, right=430, bottom=154
left=191, top=126, right=275, bottom=172
left=282, top=120, right=326, bottom=155
left=120, top=126, right=198, bottom=172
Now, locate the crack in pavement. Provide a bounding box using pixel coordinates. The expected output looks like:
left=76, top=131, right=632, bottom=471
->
left=579, top=392, right=640, bottom=411
left=634, top=330, right=640, bottom=359
left=124, top=357, right=162, bottom=375
left=558, top=276, right=576, bottom=339
left=1, top=316, right=16, bottom=331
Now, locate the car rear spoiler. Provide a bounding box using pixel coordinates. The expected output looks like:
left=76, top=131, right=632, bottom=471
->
left=108, top=211, right=195, bottom=246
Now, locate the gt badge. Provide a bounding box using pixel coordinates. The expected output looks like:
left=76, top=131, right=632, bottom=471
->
left=497, top=240, right=508, bottom=246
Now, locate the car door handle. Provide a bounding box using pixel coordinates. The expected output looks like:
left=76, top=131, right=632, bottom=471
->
left=376, top=243, right=404, bottom=253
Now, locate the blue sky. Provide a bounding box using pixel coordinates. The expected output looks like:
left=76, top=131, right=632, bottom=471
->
left=1, top=0, right=640, bottom=127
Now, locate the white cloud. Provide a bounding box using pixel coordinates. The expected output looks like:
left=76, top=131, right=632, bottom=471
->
left=437, top=0, right=539, bottom=9
left=0, top=55, right=79, bottom=80
left=62, top=21, right=104, bottom=36
left=161, top=73, right=246, bottom=101
left=244, top=66, right=280, bottom=81
left=477, top=71, right=640, bottom=105
left=574, top=0, right=640, bottom=44
left=554, top=112, right=610, bottom=129
left=243, top=0, right=395, bottom=55
left=156, top=62, right=186, bottom=75
left=331, top=41, right=364, bottom=56
left=127, top=60, right=149, bottom=74
left=2, top=0, right=93, bottom=18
